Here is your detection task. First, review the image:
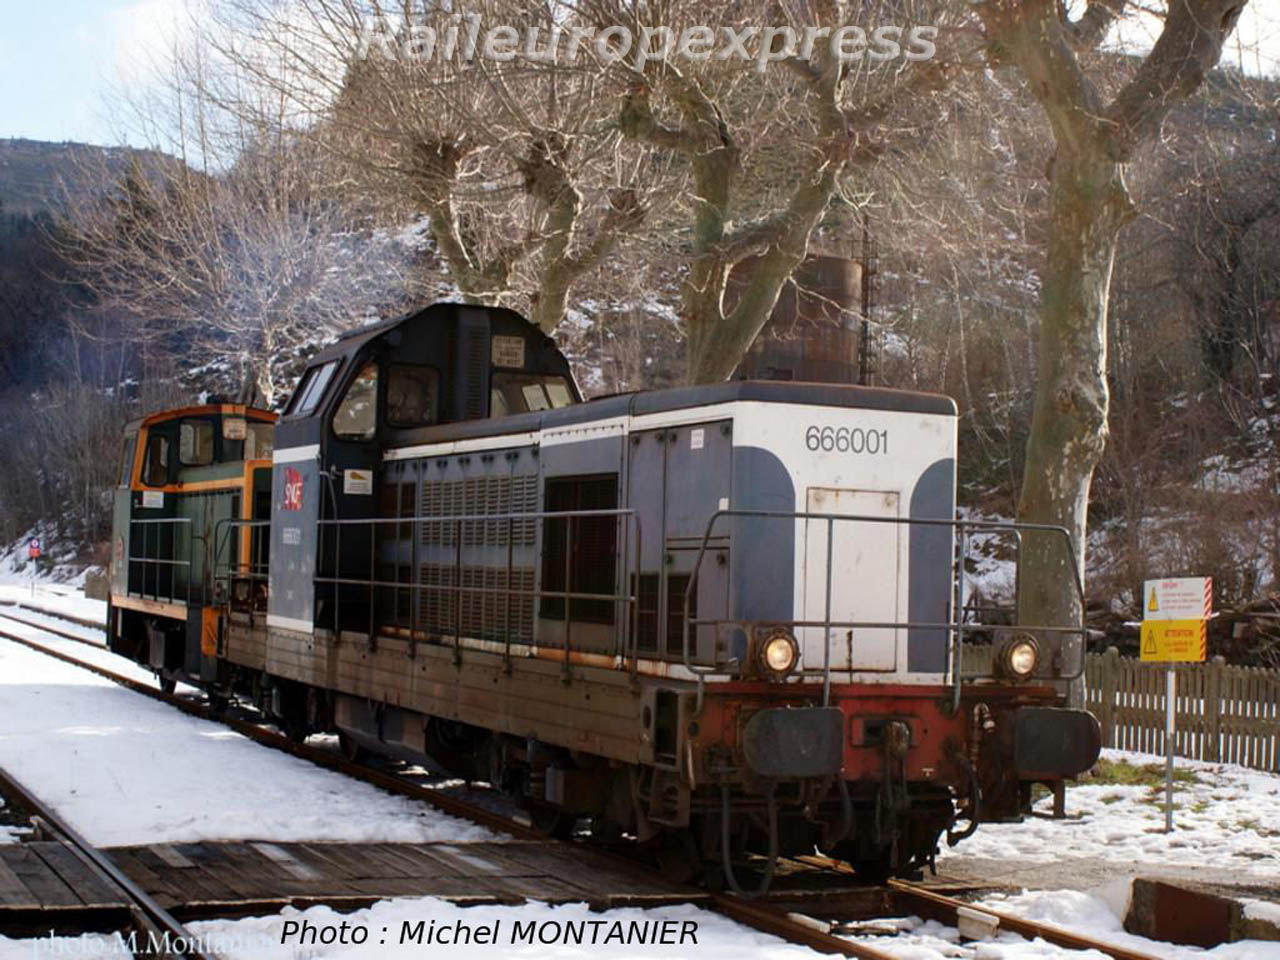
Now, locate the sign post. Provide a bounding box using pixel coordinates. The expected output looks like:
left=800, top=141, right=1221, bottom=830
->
left=1140, top=577, right=1212, bottom=833
left=26, top=538, right=40, bottom=597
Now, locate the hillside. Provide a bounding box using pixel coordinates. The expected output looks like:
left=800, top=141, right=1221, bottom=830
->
left=0, top=138, right=167, bottom=218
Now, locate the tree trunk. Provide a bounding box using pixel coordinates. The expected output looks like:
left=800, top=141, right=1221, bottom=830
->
left=1016, top=152, right=1134, bottom=631
left=683, top=158, right=840, bottom=384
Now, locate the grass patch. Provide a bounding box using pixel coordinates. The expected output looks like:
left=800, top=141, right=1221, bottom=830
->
left=1100, top=794, right=1125, bottom=805
left=1091, top=758, right=1199, bottom=787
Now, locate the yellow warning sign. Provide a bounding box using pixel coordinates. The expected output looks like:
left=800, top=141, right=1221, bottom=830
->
left=1139, top=619, right=1207, bottom=663
left=1148, top=587, right=1159, bottom=613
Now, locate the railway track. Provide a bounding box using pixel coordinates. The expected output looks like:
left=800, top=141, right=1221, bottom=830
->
left=0, top=604, right=107, bottom=648
left=0, top=598, right=106, bottom=632
left=0, top=618, right=1163, bottom=960
left=0, top=765, right=213, bottom=959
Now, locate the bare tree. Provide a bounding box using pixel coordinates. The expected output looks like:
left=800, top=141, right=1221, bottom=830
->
left=975, top=0, right=1249, bottom=628
left=54, top=40, right=408, bottom=406
left=213, top=0, right=655, bottom=334
left=608, top=0, right=964, bottom=382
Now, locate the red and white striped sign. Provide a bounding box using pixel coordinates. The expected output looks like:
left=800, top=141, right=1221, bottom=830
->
left=1143, top=577, right=1212, bottom=621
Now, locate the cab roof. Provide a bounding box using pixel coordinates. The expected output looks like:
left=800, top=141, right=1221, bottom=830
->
left=127, top=404, right=277, bottom=432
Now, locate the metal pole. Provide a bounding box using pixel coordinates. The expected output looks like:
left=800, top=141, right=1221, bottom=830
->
left=823, top=516, right=833, bottom=706
left=505, top=515, right=514, bottom=670
left=563, top=516, right=573, bottom=681
left=1165, top=666, right=1175, bottom=833
left=454, top=517, right=463, bottom=664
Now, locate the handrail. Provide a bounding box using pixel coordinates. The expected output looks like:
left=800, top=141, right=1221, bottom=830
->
left=313, top=509, right=641, bottom=672
left=125, top=516, right=207, bottom=607
left=681, top=509, right=1086, bottom=708
left=214, top=510, right=643, bottom=673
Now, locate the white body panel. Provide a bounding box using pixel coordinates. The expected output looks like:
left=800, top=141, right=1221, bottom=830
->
left=731, top=401, right=957, bottom=683
left=381, top=398, right=957, bottom=686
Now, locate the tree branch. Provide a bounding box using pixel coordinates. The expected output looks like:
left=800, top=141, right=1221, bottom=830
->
left=1068, top=0, right=1127, bottom=51
left=978, top=0, right=1107, bottom=153
left=1103, top=0, right=1247, bottom=160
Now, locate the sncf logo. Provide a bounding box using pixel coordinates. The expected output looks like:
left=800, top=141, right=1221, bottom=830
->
left=283, top=467, right=304, bottom=511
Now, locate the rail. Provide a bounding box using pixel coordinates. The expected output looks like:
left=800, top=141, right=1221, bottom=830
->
left=0, top=764, right=213, bottom=959
left=682, top=509, right=1086, bottom=706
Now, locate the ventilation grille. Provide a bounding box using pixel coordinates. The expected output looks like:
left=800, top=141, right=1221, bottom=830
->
left=417, top=563, right=535, bottom=642
left=459, top=312, right=489, bottom=420
left=419, top=475, right=538, bottom=546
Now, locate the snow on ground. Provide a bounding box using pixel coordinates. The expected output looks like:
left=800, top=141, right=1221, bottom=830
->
left=0, top=638, right=500, bottom=847
left=0, top=615, right=188, bottom=691
left=941, top=749, right=1280, bottom=881
left=0, top=532, right=94, bottom=589
left=0, top=582, right=106, bottom=625
left=0, top=603, right=106, bottom=643
left=839, top=885, right=1280, bottom=958
left=1248, top=900, right=1280, bottom=925
left=0, top=796, right=26, bottom=845
left=187, top=899, right=820, bottom=960
left=972, top=888, right=1280, bottom=959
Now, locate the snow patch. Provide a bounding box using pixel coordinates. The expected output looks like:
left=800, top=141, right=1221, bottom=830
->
left=0, top=639, right=501, bottom=847
left=942, top=749, right=1280, bottom=881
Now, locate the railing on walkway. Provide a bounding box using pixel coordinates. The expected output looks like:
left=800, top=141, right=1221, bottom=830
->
left=684, top=509, right=1086, bottom=705
left=125, top=517, right=206, bottom=606
left=214, top=510, right=643, bottom=674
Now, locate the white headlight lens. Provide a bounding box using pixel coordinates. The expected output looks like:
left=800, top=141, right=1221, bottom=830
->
left=1008, top=640, right=1038, bottom=676
left=761, top=634, right=798, bottom=674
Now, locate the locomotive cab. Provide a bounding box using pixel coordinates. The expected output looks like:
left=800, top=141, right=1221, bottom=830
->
left=107, top=404, right=276, bottom=691
left=267, top=303, right=581, bottom=637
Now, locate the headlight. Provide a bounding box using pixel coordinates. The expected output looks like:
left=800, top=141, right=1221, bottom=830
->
left=1001, top=634, right=1039, bottom=679
left=758, top=630, right=799, bottom=679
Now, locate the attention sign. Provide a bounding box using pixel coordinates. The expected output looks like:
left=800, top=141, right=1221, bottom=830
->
left=1141, top=578, right=1211, bottom=663
left=1140, top=619, right=1207, bottom=662
left=1144, top=577, right=1212, bottom=621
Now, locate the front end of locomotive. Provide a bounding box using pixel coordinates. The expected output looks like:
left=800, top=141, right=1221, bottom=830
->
left=676, top=392, right=1102, bottom=885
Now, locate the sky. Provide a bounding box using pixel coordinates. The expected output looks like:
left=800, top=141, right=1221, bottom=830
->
left=0, top=0, right=1276, bottom=148
left=0, top=0, right=187, bottom=146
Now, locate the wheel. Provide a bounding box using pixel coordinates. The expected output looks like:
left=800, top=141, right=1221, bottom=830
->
left=283, top=719, right=309, bottom=744
left=850, top=858, right=894, bottom=884
left=529, top=805, right=576, bottom=840
left=338, top=731, right=367, bottom=764
left=655, top=830, right=702, bottom=884
left=588, top=818, right=624, bottom=846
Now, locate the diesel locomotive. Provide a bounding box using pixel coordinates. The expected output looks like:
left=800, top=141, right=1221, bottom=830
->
left=107, top=301, right=1101, bottom=888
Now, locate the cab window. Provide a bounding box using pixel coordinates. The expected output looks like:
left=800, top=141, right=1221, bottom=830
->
left=143, top=434, right=171, bottom=486
left=491, top=372, right=576, bottom=416
left=119, top=437, right=136, bottom=487
left=179, top=420, right=215, bottom=466
left=244, top=422, right=275, bottom=459
left=333, top=362, right=379, bottom=441
left=386, top=364, right=439, bottom=428
left=288, top=359, right=339, bottom=416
